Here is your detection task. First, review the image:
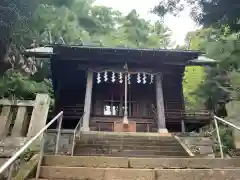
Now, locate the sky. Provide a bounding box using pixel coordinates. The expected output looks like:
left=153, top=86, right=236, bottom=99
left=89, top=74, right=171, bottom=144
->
left=94, top=0, right=199, bottom=45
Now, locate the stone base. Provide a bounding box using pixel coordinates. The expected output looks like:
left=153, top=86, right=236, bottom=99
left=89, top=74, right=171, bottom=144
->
left=158, top=128, right=168, bottom=133
left=233, top=129, right=240, bottom=149
left=81, top=127, right=90, bottom=132
left=114, top=121, right=136, bottom=132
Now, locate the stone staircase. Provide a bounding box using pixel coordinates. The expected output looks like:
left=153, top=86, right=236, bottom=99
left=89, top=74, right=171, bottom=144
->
left=5, top=131, right=240, bottom=180
left=74, top=132, right=190, bottom=157
left=32, top=155, right=240, bottom=180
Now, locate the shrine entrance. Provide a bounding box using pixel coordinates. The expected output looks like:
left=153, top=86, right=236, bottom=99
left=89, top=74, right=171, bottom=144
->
left=92, top=73, right=156, bottom=118
left=102, top=83, right=125, bottom=117
left=25, top=45, right=212, bottom=133
left=98, top=83, right=154, bottom=117
left=91, top=72, right=157, bottom=132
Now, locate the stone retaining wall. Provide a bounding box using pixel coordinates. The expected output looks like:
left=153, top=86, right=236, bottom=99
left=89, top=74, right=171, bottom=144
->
left=176, top=133, right=214, bottom=157
left=45, top=129, right=74, bottom=154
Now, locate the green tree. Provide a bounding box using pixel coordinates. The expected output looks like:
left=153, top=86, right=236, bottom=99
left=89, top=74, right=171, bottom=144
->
left=0, top=0, right=173, bottom=100
left=183, top=66, right=205, bottom=110
left=153, top=0, right=240, bottom=31
left=190, top=30, right=240, bottom=113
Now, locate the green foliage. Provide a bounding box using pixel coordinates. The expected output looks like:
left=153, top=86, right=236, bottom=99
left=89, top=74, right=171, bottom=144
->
left=36, top=1, right=172, bottom=47
left=181, top=28, right=209, bottom=110
left=0, top=70, right=53, bottom=100
left=181, top=27, right=240, bottom=153
left=180, top=26, right=240, bottom=115
left=0, top=0, right=173, bottom=100
left=194, top=31, right=240, bottom=111
left=213, top=126, right=234, bottom=154
left=183, top=66, right=205, bottom=110
left=153, top=0, right=240, bottom=31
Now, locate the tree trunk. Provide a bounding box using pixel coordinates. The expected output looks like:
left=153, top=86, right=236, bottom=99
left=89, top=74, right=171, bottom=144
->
left=0, top=27, right=11, bottom=74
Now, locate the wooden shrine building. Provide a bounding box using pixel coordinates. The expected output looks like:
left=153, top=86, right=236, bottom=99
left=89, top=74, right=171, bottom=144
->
left=24, top=45, right=214, bottom=133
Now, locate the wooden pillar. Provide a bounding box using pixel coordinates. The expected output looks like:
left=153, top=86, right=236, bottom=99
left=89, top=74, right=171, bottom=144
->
left=82, top=71, right=93, bottom=131
left=119, top=93, right=123, bottom=116
left=155, top=73, right=168, bottom=133
left=27, top=94, right=50, bottom=137
left=123, top=72, right=128, bottom=124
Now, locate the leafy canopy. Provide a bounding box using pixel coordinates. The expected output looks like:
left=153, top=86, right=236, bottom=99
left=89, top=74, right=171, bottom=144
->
left=153, top=0, right=240, bottom=31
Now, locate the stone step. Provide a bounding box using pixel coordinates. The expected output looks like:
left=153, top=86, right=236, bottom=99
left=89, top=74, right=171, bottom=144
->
left=80, top=131, right=173, bottom=141
left=76, top=139, right=179, bottom=145
left=42, top=155, right=240, bottom=169
left=75, top=144, right=185, bottom=151
left=129, top=157, right=240, bottom=169
left=75, top=146, right=186, bottom=154
left=74, top=149, right=188, bottom=157
left=80, top=136, right=174, bottom=141
left=42, top=155, right=129, bottom=167
left=74, top=154, right=190, bottom=158
left=39, top=166, right=154, bottom=180
left=155, top=169, right=240, bottom=180
left=78, top=138, right=176, bottom=143
left=39, top=166, right=240, bottom=180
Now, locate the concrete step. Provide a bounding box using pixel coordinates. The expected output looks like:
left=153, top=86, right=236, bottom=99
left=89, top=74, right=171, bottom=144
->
left=78, top=138, right=177, bottom=144
left=75, top=133, right=188, bottom=157
left=80, top=136, right=175, bottom=142
left=76, top=139, right=180, bottom=146
left=42, top=155, right=129, bottom=167
left=39, top=166, right=240, bottom=180
left=80, top=131, right=173, bottom=141
left=74, top=149, right=188, bottom=157
left=42, top=155, right=240, bottom=169
left=73, top=154, right=190, bottom=158
left=40, top=166, right=154, bottom=180
left=75, top=147, right=187, bottom=154
left=75, top=144, right=185, bottom=151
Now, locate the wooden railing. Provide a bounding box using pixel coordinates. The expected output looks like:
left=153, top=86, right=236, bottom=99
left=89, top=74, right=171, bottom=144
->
left=50, top=105, right=84, bottom=119
left=165, top=109, right=211, bottom=120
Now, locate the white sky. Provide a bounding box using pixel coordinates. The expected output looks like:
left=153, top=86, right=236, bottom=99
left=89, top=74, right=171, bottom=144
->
left=94, top=0, right=198, bottom=45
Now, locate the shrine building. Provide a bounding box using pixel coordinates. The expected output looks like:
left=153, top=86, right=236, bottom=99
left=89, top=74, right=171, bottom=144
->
left=24, top=45, right=215, bottom=133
